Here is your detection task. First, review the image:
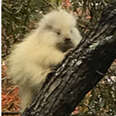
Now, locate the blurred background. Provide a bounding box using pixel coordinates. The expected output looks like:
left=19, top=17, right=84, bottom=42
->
left=2, top=0, right=116, bottom=116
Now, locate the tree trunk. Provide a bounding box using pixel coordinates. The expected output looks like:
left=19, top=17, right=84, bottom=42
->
left=22, top=1, right=116, bottom=116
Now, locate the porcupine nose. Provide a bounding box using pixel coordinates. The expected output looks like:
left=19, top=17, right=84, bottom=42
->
left=64, top=38, right=71, bottom=42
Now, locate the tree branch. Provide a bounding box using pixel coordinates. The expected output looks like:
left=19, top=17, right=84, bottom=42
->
left=22, top=1, right=116, bottom=116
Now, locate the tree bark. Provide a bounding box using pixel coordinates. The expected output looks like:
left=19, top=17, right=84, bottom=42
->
left=22, top=1, right=116, bottom=116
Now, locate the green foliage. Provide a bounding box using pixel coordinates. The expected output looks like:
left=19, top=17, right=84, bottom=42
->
left=2, top=0, right=39, bottom=57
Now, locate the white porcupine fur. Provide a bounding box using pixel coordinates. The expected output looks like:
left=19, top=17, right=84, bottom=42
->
left=7, top=9, right=82, bottom=111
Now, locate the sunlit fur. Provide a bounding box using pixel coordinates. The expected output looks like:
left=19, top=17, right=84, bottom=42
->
left=7, top=9, right=82, bottom=111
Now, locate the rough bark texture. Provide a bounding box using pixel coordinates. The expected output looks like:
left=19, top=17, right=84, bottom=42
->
left=22, top=1, right=116, bottom=116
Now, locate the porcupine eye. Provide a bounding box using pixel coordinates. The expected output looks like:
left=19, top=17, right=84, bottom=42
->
left=56, top=31, right=61, bottom=35
left=55, top=29, right=61, bottom=36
